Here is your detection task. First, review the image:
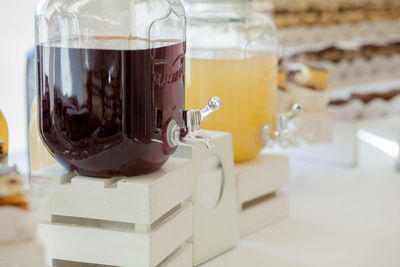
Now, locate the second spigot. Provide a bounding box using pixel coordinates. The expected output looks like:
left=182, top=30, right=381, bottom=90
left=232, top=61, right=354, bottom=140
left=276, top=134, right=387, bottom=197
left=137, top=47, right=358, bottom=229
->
left=262, top=104, right=304, bottom=147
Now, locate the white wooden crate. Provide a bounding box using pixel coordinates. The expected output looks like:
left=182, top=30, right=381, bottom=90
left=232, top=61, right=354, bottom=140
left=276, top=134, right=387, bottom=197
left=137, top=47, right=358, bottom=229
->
left=277, top=88, right=334, bottom=144
left=173, top=130, right=240, bottom=266
left=31, top=158, right=194, bottom=267
left=236, top=154, right=289, bottom=237
left=51, top=244, right=193, bottom=267
left=31, top=158, right=192, bottom=225
left=296, top=110, right=334, bottom=144
left=276, top=120, right=358, bottom=166
left=0, top=238, right=46, bottom=267
left=239, top=192, right=288, bottom=237
left=39, top=203, right=192, bottom=267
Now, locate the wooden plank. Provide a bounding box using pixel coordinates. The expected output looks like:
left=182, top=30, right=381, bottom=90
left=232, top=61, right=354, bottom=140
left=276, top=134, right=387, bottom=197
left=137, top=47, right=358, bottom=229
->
left=31, top=158, right=192, bottom=224
left=236, top=154, right=289, bottom=205
left=31, top=164, right=76, bottom=184
left=52, top=244, right=193, bottom=267
left=239, top=192, right=288, bottom=237
left=39, top=203, right=192, bottom=267
left=161, top=244, right=193, bottom=267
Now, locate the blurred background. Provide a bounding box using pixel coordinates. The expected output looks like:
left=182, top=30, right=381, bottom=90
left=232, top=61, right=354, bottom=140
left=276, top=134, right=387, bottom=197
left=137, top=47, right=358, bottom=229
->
left=0, top=0, right=38, bottom=173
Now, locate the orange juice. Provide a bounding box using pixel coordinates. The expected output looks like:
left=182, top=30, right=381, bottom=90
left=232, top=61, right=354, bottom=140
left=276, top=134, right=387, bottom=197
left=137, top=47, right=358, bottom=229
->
left=186, top=53, right=278, bottom=162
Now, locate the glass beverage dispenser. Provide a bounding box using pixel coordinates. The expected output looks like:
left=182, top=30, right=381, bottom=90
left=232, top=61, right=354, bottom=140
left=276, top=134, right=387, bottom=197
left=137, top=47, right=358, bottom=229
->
left=185, top=0, right=302, bottom=162
left=35, top=0, right=221, bottom=177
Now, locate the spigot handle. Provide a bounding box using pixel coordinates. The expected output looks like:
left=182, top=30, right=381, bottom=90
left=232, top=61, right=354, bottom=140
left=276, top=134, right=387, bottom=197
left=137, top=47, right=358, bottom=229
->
left=276, top=104, right=304, bottom=132
left=287, top=104, right=304, bottom=120
left=263, top=104, right=304, bottom=147
left=184, top=96, right=222, bottom=133
left=200, top=96, right=222, bottom=121
left=181, top=96, right=222, bottom=149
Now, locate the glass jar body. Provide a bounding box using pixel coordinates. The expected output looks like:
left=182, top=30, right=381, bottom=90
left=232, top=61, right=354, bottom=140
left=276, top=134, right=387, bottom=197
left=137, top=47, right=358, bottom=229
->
left=185, top=1, right=279, bottom=162
left=35, top=0, right=186, bottom=177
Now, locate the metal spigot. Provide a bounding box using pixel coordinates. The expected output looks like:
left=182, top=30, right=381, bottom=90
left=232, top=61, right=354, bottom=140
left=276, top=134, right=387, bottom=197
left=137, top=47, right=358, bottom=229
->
left=263, top=104, right=304, bottom=147
left=164, top=97, right=222, bottom=149
left=181, top=97, right=222, bottom=148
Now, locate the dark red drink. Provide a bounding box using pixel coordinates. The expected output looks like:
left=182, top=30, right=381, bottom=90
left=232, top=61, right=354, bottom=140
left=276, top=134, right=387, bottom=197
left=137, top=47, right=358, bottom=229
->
left=36, top=38, right=185, bottom=177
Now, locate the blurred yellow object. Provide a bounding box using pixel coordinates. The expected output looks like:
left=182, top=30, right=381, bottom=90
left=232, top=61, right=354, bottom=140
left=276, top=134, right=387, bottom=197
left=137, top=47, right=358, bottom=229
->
left=186, top=53, right=278, bottom=162
left=305, top=68, right=330, bottom=91
left=278, top=71, right=287, bottom=91
left=0, top=110, right=8, bottom=162
left=29, top=98, right=55, bottom=172
left=291, top=65, right=330, bottom=91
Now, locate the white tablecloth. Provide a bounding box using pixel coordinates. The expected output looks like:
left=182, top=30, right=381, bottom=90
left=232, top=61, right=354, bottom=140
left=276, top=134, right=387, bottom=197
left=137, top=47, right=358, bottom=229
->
left=204, top=118, right=400, bottom=267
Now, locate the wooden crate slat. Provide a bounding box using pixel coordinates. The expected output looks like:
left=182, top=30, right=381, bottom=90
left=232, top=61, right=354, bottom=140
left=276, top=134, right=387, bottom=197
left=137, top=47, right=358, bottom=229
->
left=39, top=203, right=192, bottom=267
left=160, top=244, right=193, bottom=267
left=31, top=158, right=192, bottom=225
left=236, top=154, right=289, bottom=205
left=239, top=192, right=288, bottom=237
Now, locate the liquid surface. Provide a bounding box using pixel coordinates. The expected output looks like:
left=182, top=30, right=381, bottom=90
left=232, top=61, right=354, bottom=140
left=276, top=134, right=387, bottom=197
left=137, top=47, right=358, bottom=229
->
left=186, top=54, right=277, bottom=162
left=37, top=40, right=185, bottom=177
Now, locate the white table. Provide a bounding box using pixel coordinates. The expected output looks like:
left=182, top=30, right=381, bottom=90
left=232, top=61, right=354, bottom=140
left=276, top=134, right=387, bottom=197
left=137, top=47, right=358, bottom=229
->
left=203, top=117, right=400, bottom=267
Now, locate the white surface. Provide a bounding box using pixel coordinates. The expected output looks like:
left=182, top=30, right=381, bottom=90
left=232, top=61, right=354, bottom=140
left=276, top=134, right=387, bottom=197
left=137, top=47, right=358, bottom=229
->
left=0, top=206, right=39, bottom=243
left=39, top=203, right=192, bottom=267
left=0, top=238, right=45, bottom=267
left=31, top=158, right=192, bottom=224
left=203, top=119, right=400, bottom=267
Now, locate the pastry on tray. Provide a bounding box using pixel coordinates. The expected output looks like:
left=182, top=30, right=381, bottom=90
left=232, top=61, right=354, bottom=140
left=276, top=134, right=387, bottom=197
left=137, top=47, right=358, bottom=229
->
left=329, top=88, right=400, bottom=119
left=277, top=60, right=330, bottom=111
left=292, top=42, right=400, bottom=64
left=0, top=164, right=27, bottom=210
left=278, top=60, right=330, bottom=91
left=273, top=0, right=400, bottom=28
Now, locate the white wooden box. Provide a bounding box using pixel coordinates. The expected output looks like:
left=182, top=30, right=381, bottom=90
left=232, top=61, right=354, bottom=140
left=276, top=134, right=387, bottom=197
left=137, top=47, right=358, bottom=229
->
left=0, top=238, right=46, bottom=267
left=236, top=154, right=289, bottom=237
left=51, top=244, right=193, bottom=267
left=290, top=84, right=330, bottom=111
left=173, top=130, right=240, bottom=266
left=296, top=110, right=334, bottom=144
left=277, top=88, right=334, bottom=144
left=31, top=158, right=194, bottom=267
left=272, top=120, right=358, bottom=166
